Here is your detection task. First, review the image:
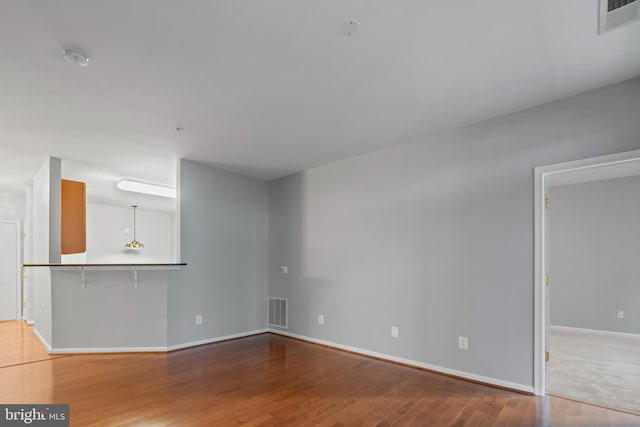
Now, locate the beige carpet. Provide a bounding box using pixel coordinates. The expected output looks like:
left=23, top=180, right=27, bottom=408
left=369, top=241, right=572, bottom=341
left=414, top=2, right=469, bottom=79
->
left=548, top=328, right=640, bottom=414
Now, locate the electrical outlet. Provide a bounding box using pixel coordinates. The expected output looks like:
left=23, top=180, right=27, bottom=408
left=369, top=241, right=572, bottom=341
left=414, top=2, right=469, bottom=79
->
left=280, top=266, right=288, bottom=274
left=318, top=314, right=324, bottom=324
left=617, top=310, right=624, bottom=319
left=391, top=326, right=399, bottom=338
left=195, top=315, right=202, bottom=325
left=123, top=228, right=130, bottom=234
left=458, top=336, right=469, bottom=350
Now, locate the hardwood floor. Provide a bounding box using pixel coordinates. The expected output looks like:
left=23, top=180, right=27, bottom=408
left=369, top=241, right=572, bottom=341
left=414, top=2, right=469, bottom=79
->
left=1, top=321, right=639, bottom=426
left=0, top=320, right=68, bottom=368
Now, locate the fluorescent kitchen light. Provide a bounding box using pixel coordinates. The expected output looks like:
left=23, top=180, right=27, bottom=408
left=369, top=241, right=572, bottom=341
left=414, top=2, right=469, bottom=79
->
left=117, top=179, right=176, bottom=198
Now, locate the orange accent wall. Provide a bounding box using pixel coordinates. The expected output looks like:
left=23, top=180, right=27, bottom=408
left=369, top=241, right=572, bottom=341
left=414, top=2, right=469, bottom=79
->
left=61, top=179, right=86, bottom=254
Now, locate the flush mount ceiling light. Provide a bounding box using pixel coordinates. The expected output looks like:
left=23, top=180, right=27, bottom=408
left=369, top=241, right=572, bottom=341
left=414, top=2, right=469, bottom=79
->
left=117, top=179, right=176, bottom=198
left=62, top=48, right=90, bottom=67
left=339, top=19, right=361, bottom=36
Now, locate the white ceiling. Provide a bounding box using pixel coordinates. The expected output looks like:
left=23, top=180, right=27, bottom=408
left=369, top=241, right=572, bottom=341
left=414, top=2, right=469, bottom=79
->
left=1, top=0, right=640, bottom=208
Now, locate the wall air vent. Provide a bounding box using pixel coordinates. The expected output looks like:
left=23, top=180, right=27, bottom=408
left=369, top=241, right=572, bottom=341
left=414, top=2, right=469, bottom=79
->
left=268, top=297, right=288, bottom=328
left=599, top=0, right=639, bottom=34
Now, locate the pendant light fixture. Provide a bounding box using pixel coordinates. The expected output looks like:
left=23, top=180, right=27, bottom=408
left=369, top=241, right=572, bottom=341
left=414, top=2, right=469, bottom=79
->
left=125, top=205, right=144, bottom=249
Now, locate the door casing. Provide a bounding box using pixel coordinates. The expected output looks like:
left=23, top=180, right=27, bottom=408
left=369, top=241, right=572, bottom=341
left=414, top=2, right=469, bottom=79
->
left=533, top=148, right=640, bottom=395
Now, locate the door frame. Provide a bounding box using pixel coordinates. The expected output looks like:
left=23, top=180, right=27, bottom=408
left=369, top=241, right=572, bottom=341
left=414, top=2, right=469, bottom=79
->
left=533, top=148, right=640, bottom=395
left=0, top=220, right=21, bottom=321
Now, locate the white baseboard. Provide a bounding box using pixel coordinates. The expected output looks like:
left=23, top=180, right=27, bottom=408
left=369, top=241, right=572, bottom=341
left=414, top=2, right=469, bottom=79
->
left=25, top=320, right=35, bottom=326
left=46, top=329, right=269, bottom=354
left=269, top=329, right=533, bottom=394
left=32, top=328, right=52, bottom=353
left=550, top=325, right=640, bottom=340
left=49, top=346, right=167, bottom=354
left=166, top=329, right=269, bottom=352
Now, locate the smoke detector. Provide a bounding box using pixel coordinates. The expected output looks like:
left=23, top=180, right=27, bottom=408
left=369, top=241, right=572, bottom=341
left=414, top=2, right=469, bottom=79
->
left=339, top=19, right=361, bottom=36
left=62, top=48, right=90, bottom=67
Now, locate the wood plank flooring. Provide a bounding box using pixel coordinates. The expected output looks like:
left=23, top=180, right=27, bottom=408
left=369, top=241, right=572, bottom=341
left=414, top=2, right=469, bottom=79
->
left=1, top=320, right=639, bottom=426
left=0, top=320, right=68, bottom=368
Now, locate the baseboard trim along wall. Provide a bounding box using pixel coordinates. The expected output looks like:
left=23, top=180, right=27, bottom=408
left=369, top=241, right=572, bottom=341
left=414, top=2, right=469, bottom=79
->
left=32, top=328, right=52, bottom=353
left=45, top=329, right=269, bottom=354
left=269, top=329, right=534, bottom=394
left=166, top=329, right=270, bottom=352
left=550, top=325, right=640, bottom=340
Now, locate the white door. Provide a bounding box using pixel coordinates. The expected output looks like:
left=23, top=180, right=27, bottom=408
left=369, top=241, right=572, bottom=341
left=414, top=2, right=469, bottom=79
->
left=0, top=221, right=19, bottom=321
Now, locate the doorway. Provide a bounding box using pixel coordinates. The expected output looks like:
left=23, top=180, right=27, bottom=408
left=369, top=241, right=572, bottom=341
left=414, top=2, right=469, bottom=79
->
left=0, top=220, right=20, bottom=321
left=534, top=150, right=640, bottom=413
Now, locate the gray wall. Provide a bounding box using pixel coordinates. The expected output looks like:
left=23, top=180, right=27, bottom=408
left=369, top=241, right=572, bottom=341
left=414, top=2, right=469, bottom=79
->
left=49, top=159, right=61, bottom=264
left=269, top=77, right=640, bottom=388
left=167, top=160, right=269, bottom=346
left=51, top=270, right=168, bottom=348
left=550, top=177, right=640, bottom=334
left=32, top=157, right=61, bottom=345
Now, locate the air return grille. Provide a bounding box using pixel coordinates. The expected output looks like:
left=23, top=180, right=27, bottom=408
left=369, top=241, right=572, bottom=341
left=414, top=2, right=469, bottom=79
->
left=268, top=297, right=288, bottom=328
left=599, top=0, right=639, bottom=33
left=609, top=0, right=637, bottom=11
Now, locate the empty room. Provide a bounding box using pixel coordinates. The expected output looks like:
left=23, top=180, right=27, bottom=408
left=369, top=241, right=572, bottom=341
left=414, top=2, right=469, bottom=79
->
left=1, top=1, right=640, bottom=426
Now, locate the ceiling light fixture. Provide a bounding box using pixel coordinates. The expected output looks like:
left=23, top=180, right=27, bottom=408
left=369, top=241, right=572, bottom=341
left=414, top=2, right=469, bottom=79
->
left=62, top=48, right=90, bottom=67
left=117, top=179, right=176, bottom=198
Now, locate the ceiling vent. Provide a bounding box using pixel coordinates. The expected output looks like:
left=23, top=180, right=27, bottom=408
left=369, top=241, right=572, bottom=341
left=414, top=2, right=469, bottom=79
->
left=599, top=0, right=640, bottom=34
